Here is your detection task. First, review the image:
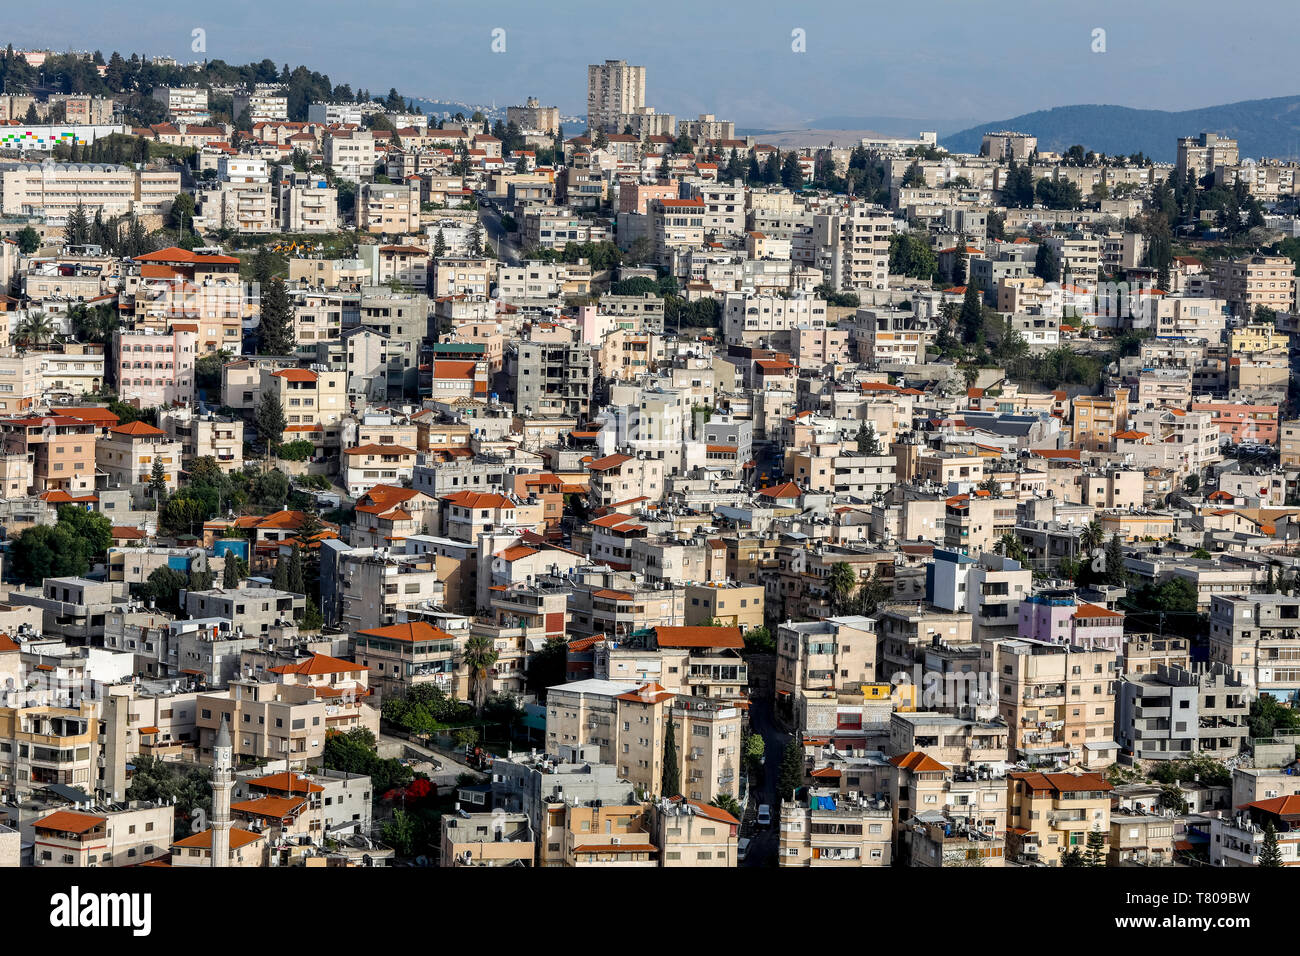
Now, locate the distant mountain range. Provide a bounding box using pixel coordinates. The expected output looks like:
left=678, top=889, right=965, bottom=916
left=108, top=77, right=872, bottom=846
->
left=739, top=114, right=975, bottom=139
left=941, top=95, right=1300, bottom=162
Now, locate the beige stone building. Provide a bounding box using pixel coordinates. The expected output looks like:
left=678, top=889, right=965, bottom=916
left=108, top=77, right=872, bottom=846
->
left=1006, top=770, right=1113, bottom=865
left=778, top=787, right=893, bottom=866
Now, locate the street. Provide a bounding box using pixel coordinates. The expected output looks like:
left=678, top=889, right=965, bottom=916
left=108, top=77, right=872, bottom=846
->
left=478, top=201, right=522, bottom=266
left=741, top=692, right=790, bottom=867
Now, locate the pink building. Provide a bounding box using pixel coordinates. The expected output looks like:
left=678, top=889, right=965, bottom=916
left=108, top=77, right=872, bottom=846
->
left=1189, top=401, right=1279, bottom=444
left=114, top=325, right=198, bottom=408
left=791, top=325, right=852, bottom=366
left=1020, top=594, right=1124, bottom=652
left=1069, top=603, right=1125, bottom=652
left=1019, top=592, right=1075, bottom=643
left=618, top=182, right=679, bottom=216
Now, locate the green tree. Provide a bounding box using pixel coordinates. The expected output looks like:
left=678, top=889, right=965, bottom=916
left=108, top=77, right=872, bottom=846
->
left=64, top=202, right=91, bottom=246
left=463, top=633, right=499, bottom=714
left=272, top=554, right=290, bottom=591
left=959, top=282, right=983, bottom=343
left=827, top=562, right=858, bottom=613
left=15, top=225, right=39, bottom=254
left=1248, top=694, right=1300, bottom=740
left=255, top=391, right=287, bottom=447
left=167, top=192, right=196, bottom=233
left=1104, top=534, right=1127, bottom=586
left=525, top=637, right=569, bottom=699
left=1259, top=821, right=1284, bottom=867
left=1034, top=242, right=1061, bottom=282
left=382, top=809, right=417, bottom=856
left=778, top=738, right=804, bottom=800
left=951, top=235, right=968, bottom=286
left=143, top=566, right=189, bottom=614
left=856, top=421, right=884, bottom=456
left=661, top=719, right=681, bottom=797
left=287, top=543, right=305, bottom=595
left=995, top=532, right=1029, bottom=565
left=710, top=793, right=742, bottom=818
left=780, top=150, right=803, bottom=188
left=149, top=455, right=167, bottom=502
left=1061, top=846, right=1085, bottom=867
left=257, top=277, right=295, bottom=355
left=1084, top=824, right=1107, bottom=866
left=222, top=554, right=245, bottom=588
left=743, top=732, right=766, bottom=772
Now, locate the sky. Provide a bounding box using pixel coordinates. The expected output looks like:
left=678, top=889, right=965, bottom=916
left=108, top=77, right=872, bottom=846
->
left=10, top=0, right=1296, bottom=131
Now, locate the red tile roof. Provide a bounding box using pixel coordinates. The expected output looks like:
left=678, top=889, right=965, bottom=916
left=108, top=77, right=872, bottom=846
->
left=653, top=625, right=743, bottom=650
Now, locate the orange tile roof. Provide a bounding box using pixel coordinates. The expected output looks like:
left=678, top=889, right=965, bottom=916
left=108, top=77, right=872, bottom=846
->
left=757, top=481, right=802, bottom=499
left=110, top=420, right=166, bottom=437
left=1073, top=603, right=1123, bottom=619
left=1010, top=771, right=1113, bottom=793
left=172, top=828, right=264, bottom=850
left=245, top=772, right=325, bottom=794
left=889, top=751, right=950, bottom=773
left=135, top=246, right=240, bottom=265
left=271, top=368, right=319, bottom=382
left=616, top=681, right=675, bottom=704
left=653, top=625, right=743, bottom=650
left=498, top=545, right=540, bottom=562
left=268, top=653, right=368, bottom=676
left=587, top=453, right=633, bottom=471
left=442, top=490, right=514, bottom=509
left=356, top=620, right=456, bottom=644
left=230, top=795, right=308, bottom=819
left=345, top=443, right=417, bottom=456
left=34, top=810, right=106, bottom=834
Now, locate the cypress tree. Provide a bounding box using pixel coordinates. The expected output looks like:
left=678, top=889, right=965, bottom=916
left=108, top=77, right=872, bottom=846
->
left=661, top=719, right=680, bottom=797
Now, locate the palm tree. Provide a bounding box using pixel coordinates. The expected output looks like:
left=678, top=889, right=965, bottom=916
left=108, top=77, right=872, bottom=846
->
left=1079, top=519, right=1105, bottom=557
left=462, top=634, right=499, bottom=714
left=14, top=311, right=55, bottom=349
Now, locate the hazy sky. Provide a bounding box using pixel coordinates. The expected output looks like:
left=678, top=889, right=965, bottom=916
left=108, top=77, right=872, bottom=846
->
left=10, top=0, right=1294, bottom=129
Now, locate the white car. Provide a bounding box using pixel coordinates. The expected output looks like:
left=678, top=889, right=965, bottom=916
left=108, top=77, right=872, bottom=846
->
left=756, top=804, right=772, bottom=826
left=737, top=837, right=751, bottom=861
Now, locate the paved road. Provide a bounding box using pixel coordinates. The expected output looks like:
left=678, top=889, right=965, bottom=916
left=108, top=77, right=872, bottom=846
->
left=479, top=203, right=522, bottom=266
left=741, top=693, right=790, bottom=867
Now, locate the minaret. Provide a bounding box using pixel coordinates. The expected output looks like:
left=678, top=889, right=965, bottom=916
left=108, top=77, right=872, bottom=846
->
left=210, top=716, right=233, bottom=868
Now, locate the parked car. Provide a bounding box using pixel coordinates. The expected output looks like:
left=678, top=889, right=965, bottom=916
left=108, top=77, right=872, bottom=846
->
left=756, top=804, right=771, bottom=826
left=737, top=837, right=751, bottom=861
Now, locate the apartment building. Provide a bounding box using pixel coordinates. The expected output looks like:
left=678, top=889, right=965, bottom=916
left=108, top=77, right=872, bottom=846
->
left=132, top=246, right=245, bottom=354
left=778, top=787, right=893, bottom=866
left=194, top=680, right=327, bottom=768
left=0, top=704, right=99, bottom=799
left=32, top=803, right=172, bottom=868
left=1176, top=132, right=1239, bottom=183
left=352, top=619, right=467, bottom=701
left=233, top=86, right=289, bottom=124
left=157, top=406, right=244, bottom=472
left=0, top=163, right=182, bottom=220
left=96, top=420, right=183, bottom=494
left=0, top=413, right=98, bottom=494
left=1115, top=663, right=1249, bottom=762
left=1006, top=771, right=1113, bottom=865
left=278, top=172, right=339, bottom=233
left=114, top=326, right=197, bottom=407
left=809, top=203, right=892, bottom=291
left=358, top=180, right=421, bottom=234
left=1210, top=253, right=1296, bottom=317
left=1208, top=592, right=1300, bottom=698
left=993, top=638, right=1119, bottom=769
left=587, top=59, right=646, bottom=133
left=323, top=129, right=376, bottom=183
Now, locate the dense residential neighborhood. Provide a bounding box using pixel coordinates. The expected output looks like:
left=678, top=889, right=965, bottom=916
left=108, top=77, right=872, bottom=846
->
left=2, top=35, right=1300, bottom=890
